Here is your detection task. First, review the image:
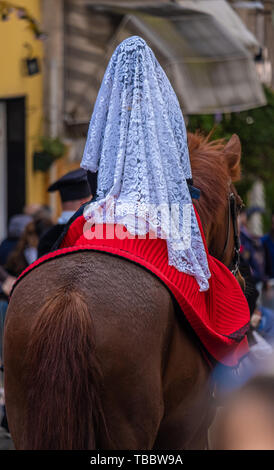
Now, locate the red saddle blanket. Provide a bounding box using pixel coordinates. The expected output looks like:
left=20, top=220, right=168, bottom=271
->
left=13, top=210, right=250, bottom=367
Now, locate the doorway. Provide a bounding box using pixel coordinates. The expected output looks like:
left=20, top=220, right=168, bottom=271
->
left=0, top=97, right=26, bottom=241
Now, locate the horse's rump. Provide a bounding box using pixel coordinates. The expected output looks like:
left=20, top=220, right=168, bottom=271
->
left=4, top=252, right=181, bottom=449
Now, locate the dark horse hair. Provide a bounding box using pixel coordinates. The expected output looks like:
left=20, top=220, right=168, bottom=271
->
left=24, top=289, right=105, bottom=449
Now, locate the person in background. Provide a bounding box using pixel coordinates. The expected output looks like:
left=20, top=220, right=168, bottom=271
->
left=0, top=205, right=53, bottom=441
left=0, top=265, right=16, bottom=373
left=0, top=213, right=52, bottom=362
left=0, top=214, right=32, bottom=266
left=0, top=266, right=15, bottom=298
left=24, top=203, right=53, bottom=223
left=24, top=203, right=46, bottom=217
left=239, top=208, right=265, bottom=284
left=0, top=214, right=31, bottom=358
left=262, top=213, right=274, bottom=280
left=4, top=214, right=53, bottom=278
left=0, top=266, right=15, bottom=353
left=212, top=375, right=274, bottom=450
left=249, top=214, right=274, bottom=345
left=37, top=168, right=97, bottom=257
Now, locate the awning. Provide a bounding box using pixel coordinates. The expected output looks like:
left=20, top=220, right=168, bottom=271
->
left=84, top=1, right=266, bottom=114
left=87, top=1, right=260, bottom=51
left=177, top=0, right=260, bottom=52
left=232, top=1, right=264, bottom=9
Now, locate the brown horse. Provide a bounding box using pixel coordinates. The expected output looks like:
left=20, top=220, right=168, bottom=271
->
left=3, top=132, right=243, bottom=450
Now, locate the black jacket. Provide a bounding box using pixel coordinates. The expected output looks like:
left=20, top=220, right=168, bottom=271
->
left=37, top=224, right=66, bottom=258
left=37, top=200, right=93, bottom=258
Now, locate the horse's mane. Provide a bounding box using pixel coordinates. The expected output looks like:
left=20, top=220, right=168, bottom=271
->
left=188, top=131, right=240, bottom=233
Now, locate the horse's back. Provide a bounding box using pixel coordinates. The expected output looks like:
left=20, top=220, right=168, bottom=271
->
left=4, top=251, right=177, bottom=448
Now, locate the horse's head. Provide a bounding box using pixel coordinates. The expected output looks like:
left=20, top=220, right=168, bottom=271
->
left=188, top=131, right=243, bottom=283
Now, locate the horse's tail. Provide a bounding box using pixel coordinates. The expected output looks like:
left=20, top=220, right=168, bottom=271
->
left=24, top=288, right=104, bottom=449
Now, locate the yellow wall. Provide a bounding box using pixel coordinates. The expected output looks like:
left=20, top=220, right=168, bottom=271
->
left=0, top=0, right=46, bottom=206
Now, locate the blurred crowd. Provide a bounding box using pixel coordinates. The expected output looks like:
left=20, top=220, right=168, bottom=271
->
left=0, top=204, right=54, bottom=357
left=209, top=207, right=274, bottom=450
left=239, top=208, right=274, bottom=345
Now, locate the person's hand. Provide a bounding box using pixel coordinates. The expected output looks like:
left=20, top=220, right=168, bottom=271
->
left=2, top=276, right=16, bottom=296
left=250, top=308, right=262, bottom=329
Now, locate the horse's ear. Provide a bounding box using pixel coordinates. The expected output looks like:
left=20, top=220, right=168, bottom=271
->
left=224, top=134, right=241, bottom=182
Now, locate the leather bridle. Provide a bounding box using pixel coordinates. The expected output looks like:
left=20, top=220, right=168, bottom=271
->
left=220, top=190, right=242, bottom=276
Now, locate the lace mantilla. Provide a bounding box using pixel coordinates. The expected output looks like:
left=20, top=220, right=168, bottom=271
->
left=81, top=36, right=211, bottom=291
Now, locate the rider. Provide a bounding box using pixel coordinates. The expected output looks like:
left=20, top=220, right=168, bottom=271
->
left=38, top=168, right=97, bottom=257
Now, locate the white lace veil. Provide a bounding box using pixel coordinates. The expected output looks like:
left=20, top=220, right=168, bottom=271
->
left=81, top=36, right=211, bottom=291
